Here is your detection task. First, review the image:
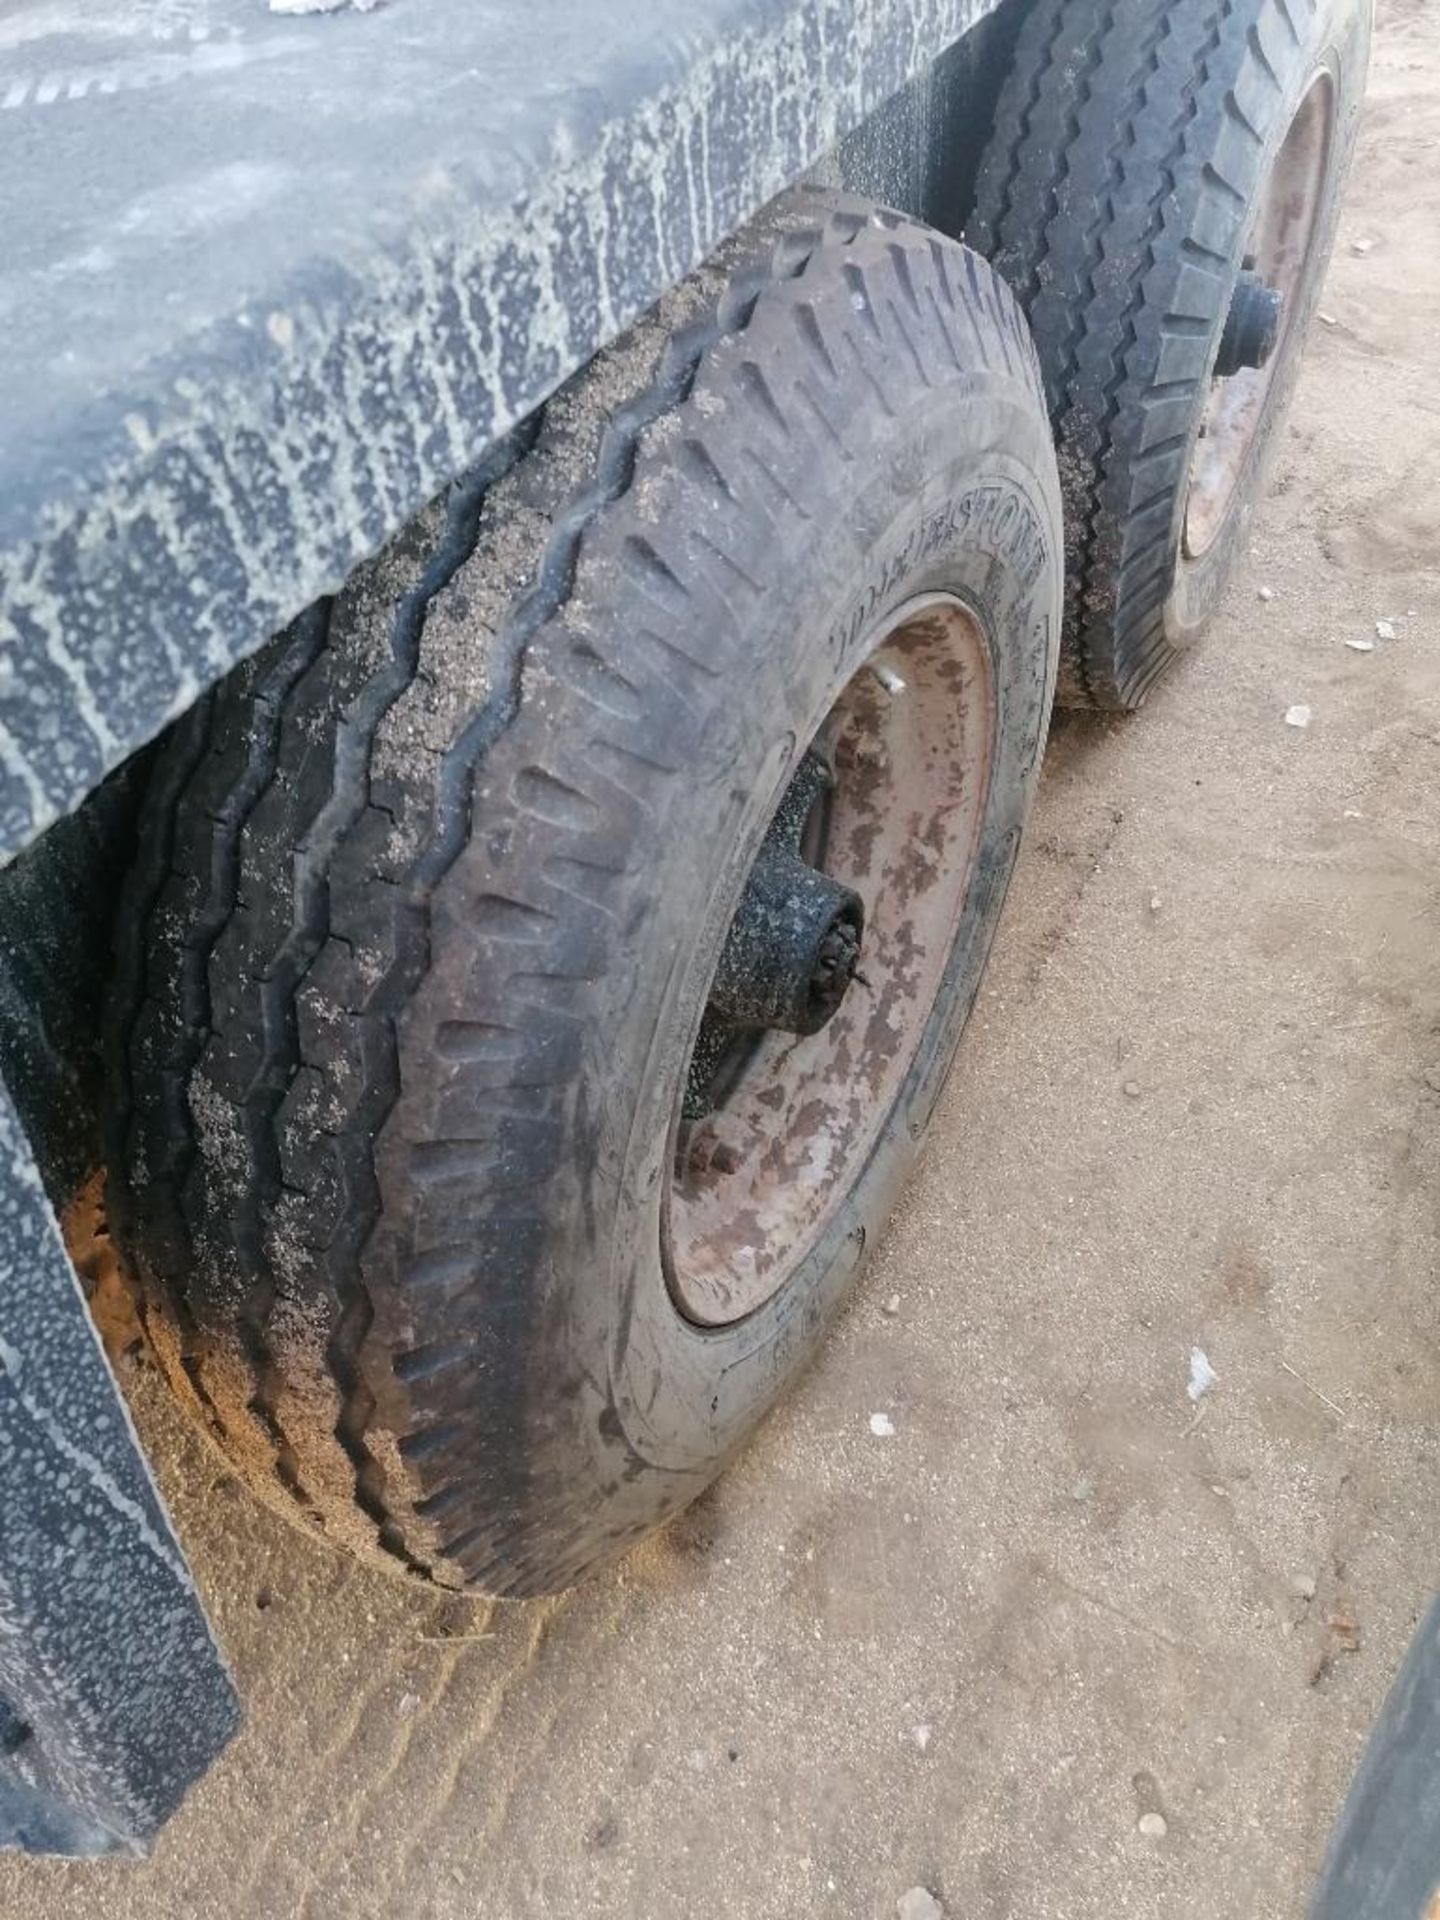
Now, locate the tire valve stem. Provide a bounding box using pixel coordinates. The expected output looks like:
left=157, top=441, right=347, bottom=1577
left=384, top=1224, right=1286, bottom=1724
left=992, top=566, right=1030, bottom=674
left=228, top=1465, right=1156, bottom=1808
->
left=869, top=662, right=907, bottom=696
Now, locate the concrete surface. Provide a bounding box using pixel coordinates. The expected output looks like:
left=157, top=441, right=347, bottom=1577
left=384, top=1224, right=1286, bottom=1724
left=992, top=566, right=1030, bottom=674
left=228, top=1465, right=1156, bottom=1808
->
left=3, top=2, right=1439, bottom=1913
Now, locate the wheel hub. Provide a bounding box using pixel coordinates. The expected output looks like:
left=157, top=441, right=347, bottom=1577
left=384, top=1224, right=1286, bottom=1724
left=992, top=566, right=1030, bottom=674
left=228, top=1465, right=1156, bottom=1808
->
left=683, top=750, right=864, bottom=1122
left=1215, top=268, right=1284, bottom=378
left=706, top=751, right=864, bottom=1038
left=665, top=595, right=998, bottom=1326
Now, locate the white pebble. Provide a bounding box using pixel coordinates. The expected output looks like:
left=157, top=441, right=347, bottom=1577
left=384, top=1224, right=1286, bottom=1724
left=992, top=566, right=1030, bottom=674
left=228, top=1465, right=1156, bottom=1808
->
left=912, top=1724, right=932, bottom=1751
left=1318, top=311, right=1339, bottom=327
left=1284, top=704, right=1312, bottom=729
left=1138, top=1812, right=1168, bottom=1839
left=1376, top=619, right=1398, bottom=640
left=882, top=1293, right=901, bottom=1317
left=1350, top=237, right=1374, bottom=255
left=1345, top=637, right=1375, bottom=653
left=897, top=1891, right=944, bottom=1920
left=869, top=1412, right=896, bottom=1438
left=1187, top=1347, right=1219, bottom=1402
left=1256, top=585, right=1275, bottom=602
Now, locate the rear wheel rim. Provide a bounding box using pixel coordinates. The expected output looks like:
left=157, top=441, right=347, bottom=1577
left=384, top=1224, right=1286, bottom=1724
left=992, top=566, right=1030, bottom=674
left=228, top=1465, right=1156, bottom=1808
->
left=662, top=593, right=996, bottom=1328
left=1183, top=71, right=1335, bottom=561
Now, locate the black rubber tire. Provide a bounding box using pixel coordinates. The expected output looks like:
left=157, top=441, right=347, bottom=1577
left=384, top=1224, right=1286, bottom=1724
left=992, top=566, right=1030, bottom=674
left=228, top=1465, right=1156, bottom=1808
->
left=106, top=192, right=1062, bottom=1596
left=968, top=0, right=1371, bottom=709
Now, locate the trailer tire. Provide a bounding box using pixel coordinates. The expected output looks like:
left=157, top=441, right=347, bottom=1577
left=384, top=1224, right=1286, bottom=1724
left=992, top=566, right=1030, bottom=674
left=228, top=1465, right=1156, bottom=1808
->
left=968, top=0, right=1371, bottom=709
left=106, top=193, right=1061, bottom=1596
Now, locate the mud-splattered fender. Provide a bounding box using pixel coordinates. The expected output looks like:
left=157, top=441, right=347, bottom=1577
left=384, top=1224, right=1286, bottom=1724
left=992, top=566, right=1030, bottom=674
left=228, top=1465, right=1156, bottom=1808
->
left=0, top=1081, right=237, bottom=1854
left=0, top=0, right=1005, bottom=862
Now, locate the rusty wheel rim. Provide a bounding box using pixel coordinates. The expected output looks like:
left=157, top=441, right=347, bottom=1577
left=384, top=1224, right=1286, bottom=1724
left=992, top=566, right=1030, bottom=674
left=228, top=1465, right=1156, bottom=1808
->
left=1183, top=72, right=1335, bottom=562
left=662, top=593, right=997, bottom=1328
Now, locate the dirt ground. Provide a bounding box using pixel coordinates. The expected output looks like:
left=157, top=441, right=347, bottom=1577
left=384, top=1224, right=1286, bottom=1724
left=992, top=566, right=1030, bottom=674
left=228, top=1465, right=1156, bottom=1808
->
left=4, top=5, right=1439, bottom=1916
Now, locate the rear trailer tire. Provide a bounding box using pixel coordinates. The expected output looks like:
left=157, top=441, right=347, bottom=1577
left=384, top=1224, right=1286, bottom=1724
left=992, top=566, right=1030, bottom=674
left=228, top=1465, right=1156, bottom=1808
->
left=106, top=193, right=1062, bottom=1596
left=968, top=0, right=1371, bottom=710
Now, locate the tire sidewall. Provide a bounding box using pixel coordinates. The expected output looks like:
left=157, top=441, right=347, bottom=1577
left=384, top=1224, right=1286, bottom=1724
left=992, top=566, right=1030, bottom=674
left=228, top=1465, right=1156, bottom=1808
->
left=534, top=388, right=1060, bottom=1535
left=348, top=212, right=1067, bottom=1590
left=1164, top=0, right=1373, bottom=646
